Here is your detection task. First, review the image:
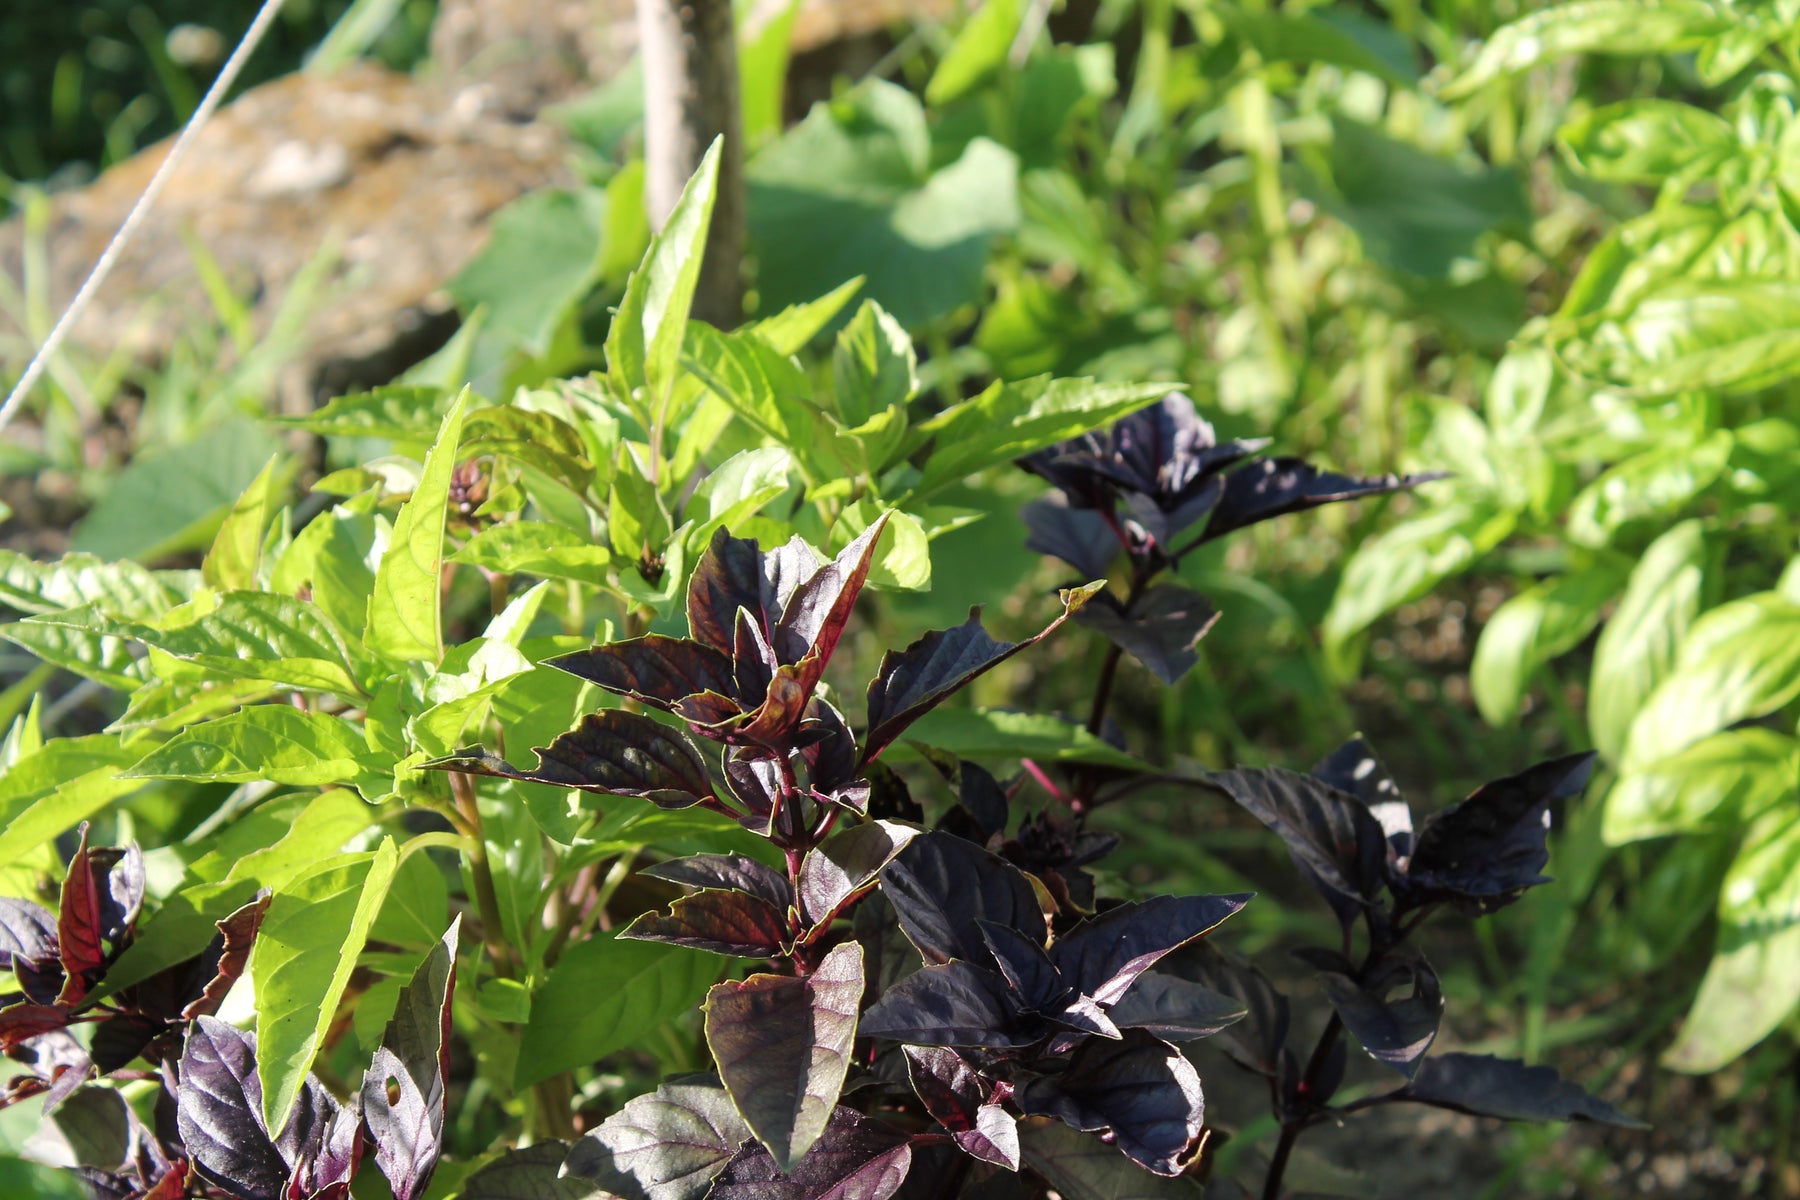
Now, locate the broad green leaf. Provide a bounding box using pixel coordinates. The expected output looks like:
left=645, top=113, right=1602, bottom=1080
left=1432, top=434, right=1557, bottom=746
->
left=1588, top=520, right=1707, bottom=764
left=1623, top=592, right=1800, bottom=770
left=927, top=0, right=1023, bottom=106
left=908, top=377, right=1169, bottom=500
left=270, top=505, right=381, bottom=637
left=688, top=447, right=796, bottom=547
left=1323, top=500, right=1515, bottom=674
left=1566, top=280, right=1800, bottom=395
left=750, top=278, right=865, bottom=354
left=1721, top=806, right=1800, bottom=928
left=0, top=614, right=143, bottom=690
left=0, top=550, right=179, bottom=617
left=473, top=793, right=542, bottom=961
left=1604, top=729, right=1798, bottom=843
left=463, top=406, right=595, bottom=495
left=1470, top=565, right=1624, bottom=727
left=274, top=385, right=449, bottom=440
left=749, top=81, right=1020, bottom=327
left=1441, top=0, right=1731, bottom=98
left=367, top=389, right=470, bottom=662
left=451, top=522, right=613, bottom=586
left=832, top=300, right=917, bottom=426
left=1559, top=100, right=1737, bottom=184
left=683, top=323, right=816, bottom=450
left=449, top=188, right=606, bottom=355
left=891, top=708, right=1145, bottom=771
left=0, top=736, right=145, bottom=859
left=124, top=707, right=382, bottom=790
left=515, top=931, right=722, bottom=1087
left=741, top=0, right=800, bottom=144
left=251, top=840, right=399, bottom=1133
left=1227, top=9, right=1420, bottom=87
left=202, top=457, right=283, bottom=592
left=372, top=849, right=451, bottom=949
left=1559, top=206, right=1800, bottom=325
left=109, top=676, right=274, bottom=734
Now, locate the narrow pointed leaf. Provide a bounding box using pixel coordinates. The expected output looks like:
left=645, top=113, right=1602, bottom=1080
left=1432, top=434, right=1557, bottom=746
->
left=563, top=1078, right=750, bottom=1200
left=1397, top=1053, right=1646, bottom=1127
left=797, top=821, right=918, bottom=927
left=1202, top=459, right=1433, bottom=542
left=367, top=389, right=467, bottom=662
left=181, top=891, right=273, bottom=1021
left=1153, top=941, right=1289, bottom=1076
left=703, top=940, right=864, bottom=1171
left=775, top=513, right=889, bottom=667
left=427, top=711, right=716, bottom=809
left=642, top=855, right=793, bottom=908
left=363, top=1046, right=435, bottom=1200
left=622, top=890, right=791, bottom=957
left=1207, top=768, right=1388, bottom=930
left=1105, top=973, right=1246, bottom=1042
left=878, top=832, right=1047, bottom=965
left=1049, top=893, right=1251, bottom=1006
left=901, top=1046, right=985, bottom=1131
left=1015, top=1032, right=1204, bottom=1176
left=687, top=530, right=774, bottom=656
left=547, top=637, right=738, bottom=711
left=1312, top=737, right=1412, bottom=861
left=707, top=1107, right=911, bottom=1200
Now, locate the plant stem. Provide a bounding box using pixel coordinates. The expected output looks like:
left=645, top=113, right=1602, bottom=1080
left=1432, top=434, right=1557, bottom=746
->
left=1085, top=644, right=1125, bottom=736
left=447, top=771, right=514, bottom=982
left=1262, top=1011, right=1344, bottom=1200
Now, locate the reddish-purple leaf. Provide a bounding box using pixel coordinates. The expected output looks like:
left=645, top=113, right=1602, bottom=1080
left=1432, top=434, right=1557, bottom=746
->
left=796, top=821, right=918, bottom=928
left=0, top=1003, right=72, bottom=1050
left=858, top=961, right=1035, bottom=1049
left=773, top=513, right=889, bottom=671
left=642, top=855, right=794, bottom=909
left=1072, top=586, right=1218, bottom=686
left=1014, top=1031, right=1204, bottom=1176
left=57, top=827, right=143, bottom=1004
left=707, top=1107, right=912, bottom=1200
left=562, top=1078, right=751, bottom=1200
left=975, top=920, right=1062, bottom=1011
left=900, top=1047, right=1023, bottom=1171
left=277, top=1075, right=361, bottom=1197
left=427, top=710, right=716, bottom=809
left=878, top=832, right=1046, bottom=966
left=1397, top=1053, right=1646, bottom=1127
left=177, top=1017, right=286, bottom=1200
left=688, top=529, right=775, bottom=656
left=548, top=636, right=738, bottom=710
left=1406, top=753, right=1595, bottom=914
left=182, top=892, right=273, bottom=1021
left=703, top=941, right=864, bottom=1171
left=1049, top=893, right=1250, bottom=1007
left=798, top=698, right=862, bottom=798
left=0, top=897, right=58, bottom=970
left=622, top=891, right=791, bottom=958
left=1154, top=941, right=1289, bottom=1077
left=364, top=918, right=459, bottom=1200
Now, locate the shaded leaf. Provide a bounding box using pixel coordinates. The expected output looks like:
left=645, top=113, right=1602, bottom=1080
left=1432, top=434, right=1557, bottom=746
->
left=858, top=960, right=1034, bottom=1049
left=707, top=1107, right=911, bottom=1200
left=1073, top=586, right=1218, bottom=685
left=1104, top=973, right=1246, bottom=1042
left=1398, top=1053, right=1646, bottom=1127
left=563, top=1078, right=750, bottom=1200
left=428, top=711, right=715, bottom=809
left=879, top=832, right=1046, bottom=965
left=642, top=855, right=793, bottom=908
left=549, top=636, right=738, bottom=712
left=459, top=1142, right=598, bottom=1200
left=1155, top=941, right=1289, bottom=1076
left=1020, top=498, right=1120, bottom=581
left=1017, top=1118, right=1203, bottom=1200
left=797, top=821, right=919, bottom=928
left=1203, top=458, right=1432, bottom=543
left=1015, top=1032, right=1204, bottom=1176
left=1316, top=953, right=1443, bottom=1080
left=1311, top=737, right=1411, bottom=863
left=1207, top=769, right=1387, bottom=932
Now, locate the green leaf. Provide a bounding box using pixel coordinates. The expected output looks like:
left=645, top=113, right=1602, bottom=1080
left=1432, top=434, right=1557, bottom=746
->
left=449, top=188, right=606, bottom=355
left=750, top=279, right=865, bottom=354
left=1564, top=281, right=1800, bottom=395
left=0, top=550, right=180, bottom=617
left=251, top=839, right=399, bottom=1133
left=451, top=522, right=614, bottom=586
left=202, top=456, right=284, bottom=592
left=270, top=505, right=381, bottom=637
left=1227, top=9, right=1420, bottom=87
left=1470, top=565, right=1624, bottom=727
left=927, top=0, right=1023, bottom=106
left=367, top=388, right=470, bottom=663
left=372, top=847, right=451, bottom=949
left=1588, top=520, right=1707, bottom=764
left=1441, top=0, right=1732, bottom=98
left=891, top=708, right=1144, bottom=771
left=1605, top=729, right=1798, bottom=844
left=71, top=420, right=281, bottom=563
left=741, top=0, right=800, bottom=145
left=749, top=81, right=1020, bottom=327
left=125, top=706, right=382, bottom=790
left=682, top=324, right=817, bottom=451
left=907, top=377, right=1169, bottom=501
left=273, top=385, right=450, bottom=440
left=1559, top=100, right=1738, bottom=184
left=1622, top=592, right=1800, bottom=771
left=0, top=736, right=145, bottom=859
left=515, top=931, right=722, bottom=1088
left=832, top=300, right=918, bottom=426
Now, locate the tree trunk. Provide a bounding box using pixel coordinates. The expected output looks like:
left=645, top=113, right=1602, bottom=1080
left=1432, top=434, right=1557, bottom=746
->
left=637, top=0, right=746, bottom=328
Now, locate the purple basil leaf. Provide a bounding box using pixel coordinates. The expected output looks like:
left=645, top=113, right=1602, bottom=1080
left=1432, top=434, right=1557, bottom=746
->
left=1044, top=993, right=1122, bottom=1041
left=57, top=827, right=142, bottom=1005
left=859, top=588, right=1097, bottom=767
left=731, top=610, right=779, bottom=703
left=276, top=1075, right=359, bottom=1197
left=687, top=529, right=774, bottom=656
left=89, top=1013, right=164, bottom=1075
left=362, top=1047, right=432, bottom=1200
left=1315, top=952, right=1443, bottom=1080
left=707, top=1107, right=912, bottom=1200
left=1154, top=941, right=1289, bottom=1077
left=1200, top=458, right=1440, bottom=543
left=547, top=636, right=738, bottom=711
left=0, top=1003, right=73, bottom=1052
left=723, top=749, right=783, bottom=821
left=427, top=710, right=716, bottom=809
left=182, top=892, right=273, bottom=1022
left=1406, top=752, right=1595, bottom=914
left=797, top=821, right=918, bottom=929
left=1049, top=893, right=1251, bottom=1007
left=622, top=890, right=791, bottom=957
left=961, top=1104, right=1022, bottom=1172
left=775, top=513, right=889, bottom=668
left=1207, top=768, right=1389, bottom=934
left=1013, top=1031, right=1204, bottom=1176
left=704, top=941, right=864, bottom=1171
left=798, top=698, right=862, bottom=797
left=1105, top=972, right=1246, bottom=1042
left=11, top=1028, right=90, bottom=1112
left=364, top=918, right=459, bottom=1200
left=1072, top=586, right=1219, bottom=686
left=562, top=1077, right=750, bottom=1200
left=27, top=1083, right=132, bottom=1170
left=1397, top=1053, right=1647, bottom=1128
left=460, top=1141, right=592, bottom=1200
left=762, top=536, right=826, bottom=630
left=1020, top=497, right=1121, bottom=580
left=642, top=855, right=794, bottom=909
left=858, top=961, right=1035, bottom=1049
left=974, top=920, right=1062, bottom=1010
left=1312, top=737, right=1412, bottom=863
left=878, top=832, right=1047, bottom=966
left=177, top=1017, right=285, bottom=1200
left=853, top=892, right=922, bottom=1007
left=0, top=897, right=58, bottom=970
left=901, top=1046, right=985, bottom=1129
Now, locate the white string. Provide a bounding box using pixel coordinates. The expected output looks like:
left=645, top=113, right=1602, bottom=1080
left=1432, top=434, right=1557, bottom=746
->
left=0, top=0, right=290, bottom=439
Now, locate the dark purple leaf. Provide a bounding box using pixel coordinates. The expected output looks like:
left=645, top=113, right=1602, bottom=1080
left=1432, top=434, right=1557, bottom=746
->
left=703, top=941, right=863, bottom=1170
left=859, top=589, right=1097, bottom=767
left=862, top=762, right=919, bottom=824
left=182, top=892, right=273, bottom=1021
left=89, top=1013, right=164, bottom=1074
left=9, top=1028, right=90, bottom=1111
left=774, top=513, right=889, bottom=670
left=798, top=698, right=862, bottom=798
left=687, top=529, right=775, bottom=656
left=547, top=636, right=738, bottom=711
left=723, top=750, right=783, bottom=821
left=0, top=1002, right=72, bottom=1050
left=878, top=833, right=1047, bottom=966
left=976, top=920, right=1062, bottom=1011
left=276, top=1075, right=360, bottom=1197
left=1105, top=973, right=1246, bottom=1042
left=901, top=1046, right=1020, bottom=1167
left=365, top=919, right=460, bottom=1200
left=1072, top=586, right=1218, bottom=686
left=1020, top=498, right=1121, bottom=580
left=1407, top=753, right=1595, bottom=914
left=797, top=822, right=918, bottom=929
left=858, top=961, right=1036, bottom=1049
left=1397, top=1053, right=1647, bottom=1128
left=1016, top=1118, right=1204, bottom=1200
left=961, top=1104, right=1021, bottom=1172
left=853, top=892, right=922, bottom=1007
left=1312, top=737, right=1412, bottom=863
left=623, top=891, right=791, bottom=958
left=1044, top=993, right=1121, bottom=1041
left=562, top=1078, right=750, bottom=1200
left=1200, top=459, right=1438, bottom=543
left=707, top=1107, right=912, bottom=1200
left=427, top=711, right=717, bottom=809
left=459, top=1141, right=594, bottom=1200
left=177, top=1017, right=285, bottom=1200
left=916, top=755, right=1010, bottom=843
left=1014, top=1031, right=1204, bottom=1176
left=362, top=1048, right=432, bottom=1200
left=1154, top=942, right=1288, bottom=1077
left=642, top=855, right=793, bottom=909
left=1049, top=894, right=1250, bottom=1007
left=0, top=897, right=57, bottom=970
left=762, top=536, right=826, bottom=631
left=1207, top=769, right=1389, bottom=934
left=1316, top=952, right=1443, bottom=1080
